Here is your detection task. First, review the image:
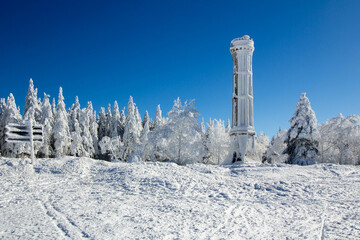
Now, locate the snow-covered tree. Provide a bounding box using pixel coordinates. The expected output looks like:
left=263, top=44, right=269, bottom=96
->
left=135, top=106, right=143, bottom=137
left=225, top=119, right=231, bottom=133
left=106, top=104, right=112, bottom=137
left=318, top=114, right=360, bottom=165
left=53, top=87, right=71, bottom=157
left=284, top=93, right=319, bottom=165
left=204, top=119, right=230, bottom=165
left=70, top=117, right=84, bottom=156
left=255, top=132, right=270, bottom=161
left=98, top=107, right=107, bottom=141
left=68, top=96, right=81, bottom=133
left=153, top=104, right=163, bottom=129
left=148, top=98, right=204, bottom=165
left=122, top=96, right=140, bottom=161
left=23, top=78, right=42, bottom=123
left=52, top=98, right=57, bottom=117
left=266, top=129, right=288, bottom=164
left=119, top=107, right=126, bottom=137
left=86, top=102, right=99, bottom=156
left=38, top=93, right=54, bottom=157
left=98, top=136, right=123, bottom=161
left=79, top=107, right=94, bottom=157
left=110, top=101, right=121, bottom=138
left=140, top=111, right=151, bottom=161
left=0, top=94, right=23, bottom=156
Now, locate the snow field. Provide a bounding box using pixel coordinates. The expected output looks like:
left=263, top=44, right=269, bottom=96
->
left=0, top=157, right=359, bottom=239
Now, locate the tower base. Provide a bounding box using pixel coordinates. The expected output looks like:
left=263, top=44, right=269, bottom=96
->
left=226, top=133, right=255, bottom=164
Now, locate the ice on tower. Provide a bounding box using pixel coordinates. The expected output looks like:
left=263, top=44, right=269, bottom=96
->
left=229, top=35, right=255, bottom=163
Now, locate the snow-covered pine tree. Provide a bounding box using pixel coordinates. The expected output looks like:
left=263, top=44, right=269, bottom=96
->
left=110, top=101, right=121, bottom=138
left=153, top=104, right=163, bottom=129
left=68, top=96, right=81, bottom=132
left=86, top=101, right=99, bottom=156
left=53, top=87, right=71, bottom=157
left=119, top=107, right=126, bottom=138
left=142, top=110, right=150, bottom=128
left=0, top=94, right=23, bottom=156
left=23, top=78, right=42, bottom=123
left=70, top=116, right=84, bottom=156
left=135, top=106, right=143, bottom=137
left=52, top=98, right=57, bottom=117
left=284, top=93, right=319, bottom=165
left=38, top=93, right=54, bottom=157
left=106, top=103, right=112, bottom=137
left=122, top=96, right=140, bottom=161
left=79, top=107, right=94, bottom=157
left=98, top=107, right=107, bottom=141
left=140, top=111, right=151, bottom=161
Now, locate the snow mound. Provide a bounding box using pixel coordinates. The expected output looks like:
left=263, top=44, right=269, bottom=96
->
left=0, top=157, right=359, bottom=239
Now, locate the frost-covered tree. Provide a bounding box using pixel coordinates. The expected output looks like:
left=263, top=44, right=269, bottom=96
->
left=142, top=110, right=150, bottom=128
left=38, top=93, right=54, bottom=157
left=68, top=96, right=81, bottom=133
left=98, top=107, right=107, bottom=141
left=70, top=117, right=84, bottom=156
left=135, top=106, right=143, bottom=137
left=318, top=114, right=360, bottom=165
left=0, top=94, right=23, bottom=156
left=119, top=107, right=126, bottom=137
left=204, top=119, right=230, bottom=165
left=122, top=96, right=140, bottom=161
left=140, top=111, right=151, bottom=161
left=200, top=118, right=206, bottom=135
left=266, top=129, right=288, bottom=164
left=98, top=136, right=123, bottom=161
left=153, top=104, right=163, bottom=129
left=79, top=107, right=94, bottom=157
left=226, top=119, right=231, bottom=133
left=255, top=132, right=270, bottom=161
left=284, top=93, right=319, bottom=165
left=52, top=98, right=57, bottom=117
left=23, top=78, right=42, bottom=123
left=86, top=102, right=99, bottom=156
left=106, top=104, right=112, bottom=137
left=110, top=101, right=121, bottom=138
left=148, top=98, right=204, bottom=165
left=53, top=87, right=71, bottom=157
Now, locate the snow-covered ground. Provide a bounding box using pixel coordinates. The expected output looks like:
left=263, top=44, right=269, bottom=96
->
left=0, top=157, right=359, bottom=239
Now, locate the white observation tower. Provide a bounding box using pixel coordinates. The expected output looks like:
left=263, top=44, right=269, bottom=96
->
left=230, top=35, right=255, bottom=162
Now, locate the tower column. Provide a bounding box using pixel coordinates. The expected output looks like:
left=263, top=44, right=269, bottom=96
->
left=229, top=35, right=255, bottom=163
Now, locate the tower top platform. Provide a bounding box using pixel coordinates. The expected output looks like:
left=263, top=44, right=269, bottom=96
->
left=230, top=35, right=254, bottom=50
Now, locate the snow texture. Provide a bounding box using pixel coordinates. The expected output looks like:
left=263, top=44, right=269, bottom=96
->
left=0, top=157, right=359, bottom=239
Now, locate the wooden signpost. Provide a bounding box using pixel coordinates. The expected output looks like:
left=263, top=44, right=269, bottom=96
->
left=5, top=121, right=43, bottom=163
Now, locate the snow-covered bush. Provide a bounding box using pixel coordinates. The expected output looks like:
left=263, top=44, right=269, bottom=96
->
left=284, top=93, right=319, bottom=165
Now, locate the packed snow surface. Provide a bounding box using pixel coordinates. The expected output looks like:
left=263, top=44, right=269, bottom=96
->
left=1, top=157, right=359, bottom=239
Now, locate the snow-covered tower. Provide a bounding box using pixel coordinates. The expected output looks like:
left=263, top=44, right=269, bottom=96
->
left=229, top=35, right=255, bottom=162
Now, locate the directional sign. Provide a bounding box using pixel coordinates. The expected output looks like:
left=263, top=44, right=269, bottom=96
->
left=5, top=123, right=43, bottom=143
left=4, top=121, right=43, bottom=163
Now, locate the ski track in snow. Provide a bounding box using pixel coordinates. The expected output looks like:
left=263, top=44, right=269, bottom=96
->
left=0, top=157, right=360, bottom=239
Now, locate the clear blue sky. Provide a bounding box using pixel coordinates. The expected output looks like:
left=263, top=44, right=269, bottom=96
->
left=1, top=0, right=359, bottom=137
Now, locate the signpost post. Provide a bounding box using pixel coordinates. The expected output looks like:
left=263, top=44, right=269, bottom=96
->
left=5, top=121, right=43, bottom=163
